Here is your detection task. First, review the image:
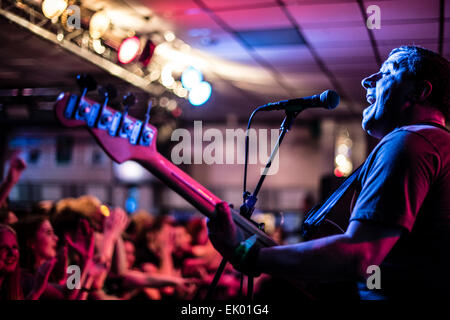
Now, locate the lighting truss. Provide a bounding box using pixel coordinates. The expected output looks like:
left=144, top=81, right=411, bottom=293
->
left=0, top=0, right=173, bottom=97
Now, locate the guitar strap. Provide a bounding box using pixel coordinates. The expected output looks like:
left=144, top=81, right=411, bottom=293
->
left=301, top=122, right=449, bottom=240
left=301, top=164, right=363, bottom=240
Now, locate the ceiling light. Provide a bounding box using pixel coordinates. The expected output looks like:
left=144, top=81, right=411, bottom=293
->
left=181, top=66, right=203, bottom=90
left=42, top=0, right=68, bottom=19
left=164, top=31, right=175, bottom=42
left=113, top=161, right=152, bottom=183
left=93, top=39, right=105, bottom=54
left=161, top=64, right=175, bottom=87
left=118, top=36, right=141, bottom=64
left=188, top=81, right=212, bottom=106
left=90, top=10, right=110, bottom=39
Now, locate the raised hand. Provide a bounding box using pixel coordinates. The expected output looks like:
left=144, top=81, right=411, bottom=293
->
left=97, top=207, right=129, bottom=265
left=1, top=151, right=27, bottom=206
left=104, top=207, right=129, bottom=237
left=52, top=243, right=69, bottom=285
left=65, top=218, right=95, bottom=266
left=6, top=151, right=27, bottom=184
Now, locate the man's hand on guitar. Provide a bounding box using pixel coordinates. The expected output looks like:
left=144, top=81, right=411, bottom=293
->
left=207, top=202, right=244, bottom=261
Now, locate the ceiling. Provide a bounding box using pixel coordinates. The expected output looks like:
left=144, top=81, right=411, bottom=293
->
left=0, top=0, right=449, bottom=123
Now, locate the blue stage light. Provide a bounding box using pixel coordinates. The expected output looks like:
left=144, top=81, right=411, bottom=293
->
left=125, top=196, right=137, bottom=213
left=181, top=66, right=203, bottom=90
left=188, top=81, right=212, bottom=106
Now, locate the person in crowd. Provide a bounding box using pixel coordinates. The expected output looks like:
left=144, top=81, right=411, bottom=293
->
left=0, top=224, right=54, bottom=300
left=172, top=222, right=194, bottom=264
left=125, top=209, right=155, bottom=243
left=134, top=216, right=180, bottom=299
left=182, top=217, right=241, bottom=299
left=13, top=215, right=76, bottom=299
left=102, top=236, right=198, bottom=300
left=0, top=208, right=18, bottom=225
left=14, top=216, right=59, bottom=274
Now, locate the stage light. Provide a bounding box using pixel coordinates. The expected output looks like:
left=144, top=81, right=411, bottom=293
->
left=334, top=167, right=344, bottom=178
left=335, top=154, right=347, bottom=167
left=174, top=82, right=188, bottom=98
left=161, top=64, right=175, bottom=87
left=90, top=10, right=110, bottom=39
left=164, top=31, right=176, bottom=42
left=125, top=197, right=137, bottom=213
left=118, top=36, right=140, bottom=64
left=93, top=39, right=105, bottom=54
left=100, top=204, right=110, bottom=217
left=181, top=66, right=203, bottom=90
left=42, top=0, right=68, bottom=19
left=188, top=81, right=212, bottom=106
left=167, top=100, right=177, bottom=111
left=114, top=160, right=152, bottom=183
left=334, top=132, right=353, bottom=177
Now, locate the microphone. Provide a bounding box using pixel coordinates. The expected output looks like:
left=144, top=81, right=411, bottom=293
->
left=259, top=90, right=340, bottom=112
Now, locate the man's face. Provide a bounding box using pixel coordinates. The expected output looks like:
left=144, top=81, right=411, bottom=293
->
left=361, top=52, right=416, bottom=138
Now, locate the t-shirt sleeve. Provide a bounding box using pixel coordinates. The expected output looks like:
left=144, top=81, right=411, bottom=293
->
left=350, top=130, right=440, bottom=232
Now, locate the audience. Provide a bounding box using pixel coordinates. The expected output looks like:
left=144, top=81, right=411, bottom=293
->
left=0, top=153, right=286, bottom=300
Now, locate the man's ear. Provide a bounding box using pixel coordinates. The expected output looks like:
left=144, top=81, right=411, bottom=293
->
left=416, top=80, right=433, bottom=102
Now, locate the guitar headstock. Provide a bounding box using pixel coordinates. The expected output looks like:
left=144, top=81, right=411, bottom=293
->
left=54, top=90, right=158, bottom=164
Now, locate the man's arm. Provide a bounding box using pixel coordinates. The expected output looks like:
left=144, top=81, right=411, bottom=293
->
left=258, top=220, right=402, bottom=282
left=208, top=202, right=403, bottom=282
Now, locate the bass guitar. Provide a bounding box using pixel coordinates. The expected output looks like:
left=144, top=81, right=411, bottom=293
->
left=54, top=90, right=277, bottom=249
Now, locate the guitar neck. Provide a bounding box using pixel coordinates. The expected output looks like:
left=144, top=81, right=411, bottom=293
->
left=136, top=154, right=221, bottom=218
left=136, top=154, right=278, bottom=247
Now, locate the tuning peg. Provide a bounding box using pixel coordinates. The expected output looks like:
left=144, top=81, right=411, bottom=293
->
left=92, top=84, right=117, bottom=128
left=76, top=74, right=97, bottom=97
left=122, top=93, right=137, bottom=111
left=98, top=84, right=117, bottom=101
left=145, top=99, right=153, bottom=120
left=71, top=74, right=97, bottom=120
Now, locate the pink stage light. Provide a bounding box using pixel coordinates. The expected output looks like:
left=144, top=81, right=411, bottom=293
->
left=118, top=36, right=141, bottom=64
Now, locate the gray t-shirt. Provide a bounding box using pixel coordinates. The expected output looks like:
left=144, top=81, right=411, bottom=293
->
left=350, top=124, right=450, bottom=299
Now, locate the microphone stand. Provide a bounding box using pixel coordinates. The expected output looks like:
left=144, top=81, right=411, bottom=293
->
left=205, top=111, right=297, bottom=301
left=240, top=111, right=296, bottom=219
left=237, top=111, right=296, bottom=300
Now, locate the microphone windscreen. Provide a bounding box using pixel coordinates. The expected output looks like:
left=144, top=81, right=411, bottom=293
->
left=320, top=90, right=340, bottom=110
